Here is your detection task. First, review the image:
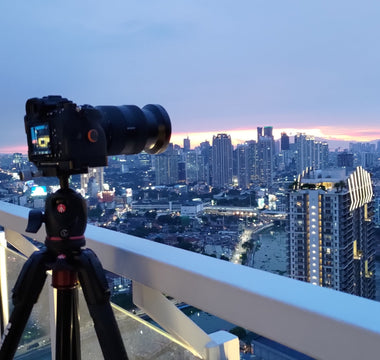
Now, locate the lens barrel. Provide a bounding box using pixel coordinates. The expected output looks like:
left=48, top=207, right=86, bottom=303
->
left=96, top=104, right=171, bottom=156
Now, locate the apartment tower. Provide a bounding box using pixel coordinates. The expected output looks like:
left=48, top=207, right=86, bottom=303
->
left=288, top=167, right=375, bottom=299
left=212, top=133, right=233, bottom=188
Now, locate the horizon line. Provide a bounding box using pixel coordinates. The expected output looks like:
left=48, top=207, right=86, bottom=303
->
left=1, top=126, right=380, bottom=154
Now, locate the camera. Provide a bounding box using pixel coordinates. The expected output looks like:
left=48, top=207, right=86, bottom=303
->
left=24, top=95, right=171, bottom=177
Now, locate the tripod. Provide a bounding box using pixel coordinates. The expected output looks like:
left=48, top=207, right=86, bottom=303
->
left=0, top=176, right=129, bottom=360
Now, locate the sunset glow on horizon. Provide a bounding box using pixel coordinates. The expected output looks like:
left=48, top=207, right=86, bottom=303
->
left=170, top=125, right=380, bottom=149
left=1, top=125, right=380, bottom=154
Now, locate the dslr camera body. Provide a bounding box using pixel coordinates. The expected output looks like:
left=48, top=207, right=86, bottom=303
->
left=25, top=95, right=171, bottom=177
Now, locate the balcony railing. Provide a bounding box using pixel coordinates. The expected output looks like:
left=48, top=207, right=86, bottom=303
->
left=1, top=200, right=380, bottom=359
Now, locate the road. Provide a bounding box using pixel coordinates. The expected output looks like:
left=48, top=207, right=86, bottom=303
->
left=231, top=228, right=253, bottom=264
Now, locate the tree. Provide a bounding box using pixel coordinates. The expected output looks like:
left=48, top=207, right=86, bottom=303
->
left=229, top=326, right=247, bottom=339
left=145, top=210, right=157, bottom=219
left=334, top=180, right=346, bottom=193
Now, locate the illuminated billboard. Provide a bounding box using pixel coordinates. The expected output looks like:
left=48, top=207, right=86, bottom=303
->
left=31, top=185, right=47, bottom=197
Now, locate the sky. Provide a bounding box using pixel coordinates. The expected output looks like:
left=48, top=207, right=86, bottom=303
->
left=1, top=1, right=380, bottom=153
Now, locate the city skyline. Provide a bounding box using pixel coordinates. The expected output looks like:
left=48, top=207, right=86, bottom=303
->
left=1, top=2, right=380, bottom=152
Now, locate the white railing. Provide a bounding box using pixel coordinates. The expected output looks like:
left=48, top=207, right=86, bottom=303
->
left=1, top=201, right=380, bottom=359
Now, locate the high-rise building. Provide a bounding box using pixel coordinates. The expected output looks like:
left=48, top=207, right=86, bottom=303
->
left=280, top=132, right=290, bottom=151
left=81, top=167, right=104, bottom=197
left=246, top=140, right=259, bottom=185
left=212, top=134, right=233, bottom=188
left=294, top=133, right=329, bottom=174
left=288, top=167, right=375, bottom=299
left=183, top=137, right=190, bottom=153
left=236, top=144, right=249, bottom=189
left=154, top=144, right=179, bottom=185
left=235, top=141, right=259, bottom=189
left=337, top=152, right=354, bottom=168
left=200, top=141, right=212, bottom=185
left=12, top=153, right=23, bottom=171
left=264, top=126, right=273, bottom=138
left=178, top=161, right=186, bottom=183
left=257, top=126, right=274, bottom=188
left=185, top=150, right=201, bottom=184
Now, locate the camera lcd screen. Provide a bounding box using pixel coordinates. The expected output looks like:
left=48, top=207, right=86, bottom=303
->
left=30, top=124, right=51, bottom=156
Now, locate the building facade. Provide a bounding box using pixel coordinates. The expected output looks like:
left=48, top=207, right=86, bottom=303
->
left=81, top=167, right=104, bottom=197
left=294, top=133, right=329, bottom=174
left=154, top=144, right=180, bottom=185
left=212, top=134, right=233, bottom=188
left=257, top=127, right=274, bottom=188
left=288, top=167, right=375, bottom=299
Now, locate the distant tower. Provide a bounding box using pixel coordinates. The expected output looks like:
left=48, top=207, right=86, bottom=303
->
left=295, top=133, right=329, bottom=173
left=236, top=144, right=249, bottom=189
left=337, top=152, right=354, bottom=168
left=280, top=132, right=290, bottom=151
left=212, top=134, right=233, bottom=188
left=200, top=141, right=212, bottom=185
left=154, top=144, right=180, bottom=185
left=288, top=167, right=375, bottom=299
left=12, top=153, right=23, bottom=171
left=264, top=126, right=273, bottom=138
left=81, top=167, right=104, bottom=196
left=257, top=127, right=263, bottom=141
left=178, top=161, right=186, bottom=183
left=257, top=126, right=274, bottom=188
left=185, top=150, right=200, bottom=184
left=183, top=137, right=190, bottom=153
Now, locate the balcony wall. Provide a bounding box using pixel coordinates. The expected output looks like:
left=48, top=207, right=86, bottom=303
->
left=1, top=201, right=380, bottom=359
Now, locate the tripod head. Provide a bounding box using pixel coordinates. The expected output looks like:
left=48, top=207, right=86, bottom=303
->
left=26, top=175, right=87, bottom=253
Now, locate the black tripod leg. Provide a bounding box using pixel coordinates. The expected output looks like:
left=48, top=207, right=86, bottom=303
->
left=76, top=249, right=129, bottom=360
left=56, top=288, right=81, bottom=360
left=0, top=250, right=49, bottom=359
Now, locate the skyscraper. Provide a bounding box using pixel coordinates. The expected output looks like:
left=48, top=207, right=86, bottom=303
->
left=288, top=167, right=375, bottom=299
left=154, top=144, right=179, bottom=185
left=183, top=137, right=190, bottom=152
left=81, top=167, right=104, bottom=197
left=200, top=140, right=212, bottom=185
left=212, top=133, right=233, bottom=188
left=294, top=133, right=329, bottom=174
left=280, top=132, right=290, bottom=151
left=236, top=144, right=249, bottom=189
left=257, top=126, right=274, bottom=188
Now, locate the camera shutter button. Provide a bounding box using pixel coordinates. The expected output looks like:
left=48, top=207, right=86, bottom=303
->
left=87, top=129, right=99, bottom=143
